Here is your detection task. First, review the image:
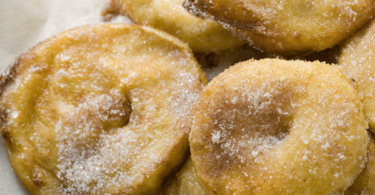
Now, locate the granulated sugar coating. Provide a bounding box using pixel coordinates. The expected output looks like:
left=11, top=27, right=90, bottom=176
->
left=183, top=0, right=375, bottom=56
left=345, top=132, right=375, bottom=195
left=0, top=24, right=206, bottom=195
left=190, top=59, right=368, bottom=195
left=338, top=19, right=375, bottom=134
left=103, top=0, right=245, bottom=53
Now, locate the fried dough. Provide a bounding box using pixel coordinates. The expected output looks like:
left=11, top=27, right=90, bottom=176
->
left=345, top=132, right=375, bottom=195
left=184, top=0, right=375, bottom=56
left=103, top=0, right=245, bottom=53
left=190, top=59, right=368, bottom=194
left=0, top=24, right=206, bottom=195
left=163, top=157, right=207, bottom=195
left=338, top=19, right=375, bottom=134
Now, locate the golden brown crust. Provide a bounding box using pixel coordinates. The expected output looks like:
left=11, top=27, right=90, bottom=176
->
left=345, top=132, right=375, bottom=195
left=190, top=59, right=368, bottom=195
left=102, top=0, right=129, bottom=17
left=1, top=52, right=39, bottom=147
left=163, top=157, right=207, bottom=195
left=338, top=19, right=375, bottom=134
left=0, top=24, right=206, bottom=195
left=103, top=0, right=245, bottom=53
left=184, top=0, right=375, bottom=56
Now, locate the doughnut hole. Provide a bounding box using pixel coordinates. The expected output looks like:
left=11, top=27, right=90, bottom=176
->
left=202, top=79, right=298, bottom=170
left=55, top=93, right=133, bottom=190
left=190, top=59, right=368, bottom=195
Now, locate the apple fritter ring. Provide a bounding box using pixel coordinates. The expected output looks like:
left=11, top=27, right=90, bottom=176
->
left=183, top=0, right=375, bottom=56
left=103, top=0, right=245, bottom=53
left=0, top=24, right=206, bottom=195
left=345, top=132, right=375, bottom=195
left=190, top=59, right=368, bottom=195
left=338, top=19, right=375, bottom=134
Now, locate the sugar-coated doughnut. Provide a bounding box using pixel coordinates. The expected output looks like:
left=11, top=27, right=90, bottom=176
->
left=183, top=0, right=375, bottom=56
left=103, top=0, right=245, bottom=53
left=190, top=59, right=368, bottom=195
left=345, top=132, right=375, bottom=195
left=0, top=24, right=206, bottom=195
left=338, top=19, right=375, bottom=134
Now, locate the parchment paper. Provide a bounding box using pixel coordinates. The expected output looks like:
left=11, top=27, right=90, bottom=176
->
left=0, top=0, right=132, bottom=194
